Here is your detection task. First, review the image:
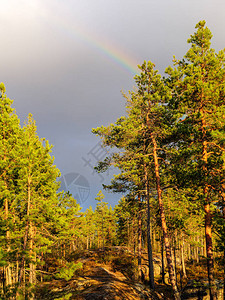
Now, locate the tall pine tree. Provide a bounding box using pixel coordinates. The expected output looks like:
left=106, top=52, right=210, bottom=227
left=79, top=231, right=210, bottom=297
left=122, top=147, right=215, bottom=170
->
left=166, top=21, right=225, bottom=299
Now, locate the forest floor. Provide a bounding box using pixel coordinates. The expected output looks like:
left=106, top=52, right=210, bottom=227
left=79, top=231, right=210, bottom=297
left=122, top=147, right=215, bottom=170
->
left=35, top=248, right=224, bottom=300
left=35, top=248, right=167, bottom=300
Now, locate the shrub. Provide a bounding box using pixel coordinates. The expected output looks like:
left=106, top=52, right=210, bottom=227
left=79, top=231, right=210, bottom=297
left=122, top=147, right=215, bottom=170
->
left=55, top=262, right=83, bottom=281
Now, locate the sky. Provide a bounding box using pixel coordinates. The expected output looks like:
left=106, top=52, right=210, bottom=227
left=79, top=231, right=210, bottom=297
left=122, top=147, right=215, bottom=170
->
left=1, top=0, right=225, bottom=210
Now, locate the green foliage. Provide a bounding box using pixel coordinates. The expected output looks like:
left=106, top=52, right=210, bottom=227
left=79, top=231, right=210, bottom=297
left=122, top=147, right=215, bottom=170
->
left=94, top=191, right=117, bottom=248
left=0, top=85, right=83, bottom=297
left=0, top=82, right=6, bottom=94
left=56, top=293, right=73, bottom=300
left=55, top=262, right=83, bottom=281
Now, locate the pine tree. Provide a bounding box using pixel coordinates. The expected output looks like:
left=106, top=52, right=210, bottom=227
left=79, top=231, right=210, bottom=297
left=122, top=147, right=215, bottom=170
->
left=0, top=83, right=22, bottom=293
left=166, top=20, right=225, bottom=299
left=95, top=190, right=108, bottom=249
left=16, top=114, right=60, bottom=297
left=54, top=192, right=82, bottom=254
left=84, top=206, right=96, bottom=249
left=93, top=61, right=181, bottom=298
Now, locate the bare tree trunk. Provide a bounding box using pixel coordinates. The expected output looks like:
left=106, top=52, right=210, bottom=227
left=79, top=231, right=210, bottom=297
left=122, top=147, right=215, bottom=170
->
left=196, top=235, right=200, bottom=264
left=132, top=217, right=136, bottom=257
left=90, top=235, right=93, bottom=249
left=144, top=164, right=155, bottom=289
left=137, top=194, right=142, bottom=280
left=29, top=223, right=36, bottom=286
left=201, top=109, right=217, bottom=300
left=224, top=247, right=225, bottom=300
left=4, top=196, right=12, bottom=290
left=29, top=231, right=36, bottom=300
left=152, top=230, right=155, bottom=253
left=181, top=236, right=187, bottom=279
left=221, top=196, right=225, bottom=300
left=15, top=264, right=19, bottom=285
left=97, top=230, right=100, bottom=248
left=151, top=132, right=180, bottom=300
left=173, top=233, right=177, bottom=285
left=87, top=234, right=89, bottom=250
left=161, top=235, right=165, bottom=284
left=3, top=138, right=12, bottom=290
left=19, top=174, right=32, bottom=298
left=205, top=201, right=217, bottom=300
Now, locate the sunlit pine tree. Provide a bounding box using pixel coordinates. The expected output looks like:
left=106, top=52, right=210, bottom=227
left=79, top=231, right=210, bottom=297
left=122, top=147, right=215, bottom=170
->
left=165, top=21, right=225, bottom=299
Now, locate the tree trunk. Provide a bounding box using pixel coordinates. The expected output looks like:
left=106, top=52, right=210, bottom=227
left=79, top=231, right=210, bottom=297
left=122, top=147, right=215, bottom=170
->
left=144, top=164, right=155, bottom=289
left=87, top=233, right=89, bottom=250
left=29, top=223, right=36, bottom=286
left=181, top=236, right=187, bottom=279
left=161, top=235, right=165, bottom=284
left=196, top=235, right=200, bottom=264
left=101, top=204, right=105, bottom=250
left=201, top=108, right=217, bottom=300
left=205, top=202, right=217, bottom=300
left=221, top=196, right=225, bottom=300
left=3, top=137, right=12, bottom=290
left=152, top=230, right=155, bottom=253
left=4, top=196, right=13, bottom=289
left=173, top=233, right=177, bottom=285
left=132, top=217, right=136, bottom=257
left=97, top=230, right=100, bottom=248
left=19, top=174, right=32, bottom=292
left=137, top=194, right=142, bottom=281
left=151, top=132, right=180, bottom=300
left=5, top=238, right=12, bottom=288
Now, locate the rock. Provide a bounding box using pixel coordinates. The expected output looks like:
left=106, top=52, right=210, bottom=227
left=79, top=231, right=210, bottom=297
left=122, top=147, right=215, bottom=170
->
left=181, top=279, right=224, bottom=300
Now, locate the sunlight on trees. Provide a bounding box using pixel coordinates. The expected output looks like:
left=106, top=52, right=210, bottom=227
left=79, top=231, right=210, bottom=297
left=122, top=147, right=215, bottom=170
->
left=0, top=21, right=225, bottom=300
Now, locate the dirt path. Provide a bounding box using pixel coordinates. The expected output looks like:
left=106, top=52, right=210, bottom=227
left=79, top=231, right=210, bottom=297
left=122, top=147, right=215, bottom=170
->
left=36, top=252, right=162, bottom=299
left=74, top=264, right=155, bottom=300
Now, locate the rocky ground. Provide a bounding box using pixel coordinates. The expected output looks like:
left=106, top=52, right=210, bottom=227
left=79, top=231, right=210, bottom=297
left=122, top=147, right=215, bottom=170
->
left=36, top=249, right=165, bottom=300
left=35, top=248, right=224, bottom=299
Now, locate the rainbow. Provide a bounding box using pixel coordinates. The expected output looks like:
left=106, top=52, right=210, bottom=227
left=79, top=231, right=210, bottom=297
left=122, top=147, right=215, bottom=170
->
left=72, top=26, right=140, bottom=76
left=40, top=7, right=140, bottom=76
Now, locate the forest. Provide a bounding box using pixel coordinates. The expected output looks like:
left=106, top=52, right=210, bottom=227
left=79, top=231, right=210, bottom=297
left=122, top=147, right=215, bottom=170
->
left=0, top=21, right=225, bottom=300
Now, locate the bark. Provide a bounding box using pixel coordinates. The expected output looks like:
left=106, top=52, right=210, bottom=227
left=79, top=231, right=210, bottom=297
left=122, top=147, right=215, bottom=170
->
left=127, top=219, right=130, bottom=250
left=152, top=230, right=155, bottom=253
left=196, top=235, right=200, bottom=264
left=173, top=233, right=177, bottom=285
left=205, top=201, right=217, bottom=300
left=161, top=236, right=165, bottom=284
left=181, top=236, right=187, bottom=279
left=3, top=124, right=12, bottom=289
left=90, top=235, right=93, bottom=249
left=100, top=202, right=105, bottom=250
left=221, top=196, right=225, bottom=300
left=137, top=193, right=142, bottom=280
left=97, top=230, right=100, bottom=248
left=19, top=174, right=34, bottom=293
left=224, top=247, right=225, bottom=300
left=29, top=224, right=36, bottom=300
left=144, top=165, right=155, bottom=289
left=4, top=198, right=12, bottom=288
left=16, top=260, right=19, bottom=283
left=201, top=112, right=217, bottom=299
left=132, top=217, right=136, bottom=257
left=29, top=222, right=36, bottom=285
left=151, top=132, right=180, bottom=300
